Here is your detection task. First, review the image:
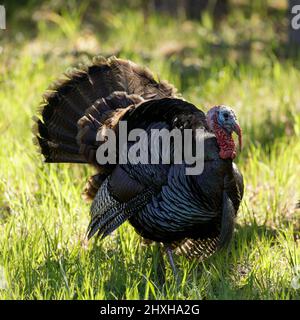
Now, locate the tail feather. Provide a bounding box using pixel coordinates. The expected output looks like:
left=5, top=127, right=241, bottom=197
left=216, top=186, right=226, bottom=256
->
left=35, top=118, right=76, bottom=144
left=42, top=88, right=84, bottom=121
left=33, top=136, right=85, bottom=163
left=34, top=55, right=177, bottom=171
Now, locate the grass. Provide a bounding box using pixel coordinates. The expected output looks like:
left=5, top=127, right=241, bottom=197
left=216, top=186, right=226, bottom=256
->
left=0, top=0, right=300, bottom=299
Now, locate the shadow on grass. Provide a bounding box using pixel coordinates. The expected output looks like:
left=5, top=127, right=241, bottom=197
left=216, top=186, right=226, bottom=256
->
left=25, top=217, right=297, bottom=300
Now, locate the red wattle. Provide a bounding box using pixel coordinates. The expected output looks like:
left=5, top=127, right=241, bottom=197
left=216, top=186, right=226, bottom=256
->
left=213, top=119, right=236, bottom=160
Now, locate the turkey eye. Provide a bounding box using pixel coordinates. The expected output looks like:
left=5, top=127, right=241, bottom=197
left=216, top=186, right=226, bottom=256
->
left=223, top=112, right=229, bottom=119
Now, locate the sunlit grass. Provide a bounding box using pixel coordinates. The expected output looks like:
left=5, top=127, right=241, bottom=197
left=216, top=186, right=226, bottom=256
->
left=0, top=2, right=299, bottom=299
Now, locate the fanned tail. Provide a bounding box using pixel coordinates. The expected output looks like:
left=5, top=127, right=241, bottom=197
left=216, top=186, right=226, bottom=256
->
left=33, top=56, right=177, bottom=165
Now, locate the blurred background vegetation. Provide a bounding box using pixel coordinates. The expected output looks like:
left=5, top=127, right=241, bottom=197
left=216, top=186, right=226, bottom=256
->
left=0, top=0, right=300, bottom=299
left=1, top=0, right=295, bottom=63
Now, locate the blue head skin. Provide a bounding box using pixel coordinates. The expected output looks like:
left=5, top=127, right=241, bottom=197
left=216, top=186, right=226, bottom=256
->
left=206, top=105, right=242, bottom=154
left=216, top=106, right=239, bottom=134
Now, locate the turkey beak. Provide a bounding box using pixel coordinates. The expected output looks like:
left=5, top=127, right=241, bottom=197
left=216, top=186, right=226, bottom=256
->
left=233, top=123, right=242, bottom=152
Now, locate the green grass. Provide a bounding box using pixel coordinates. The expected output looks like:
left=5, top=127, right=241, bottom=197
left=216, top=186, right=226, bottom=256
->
left=0, top=1, right=300, bottom=299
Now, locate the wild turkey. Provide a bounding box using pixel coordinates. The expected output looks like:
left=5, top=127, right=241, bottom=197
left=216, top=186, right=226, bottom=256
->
left=33, top=56, right=244, bottom=274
